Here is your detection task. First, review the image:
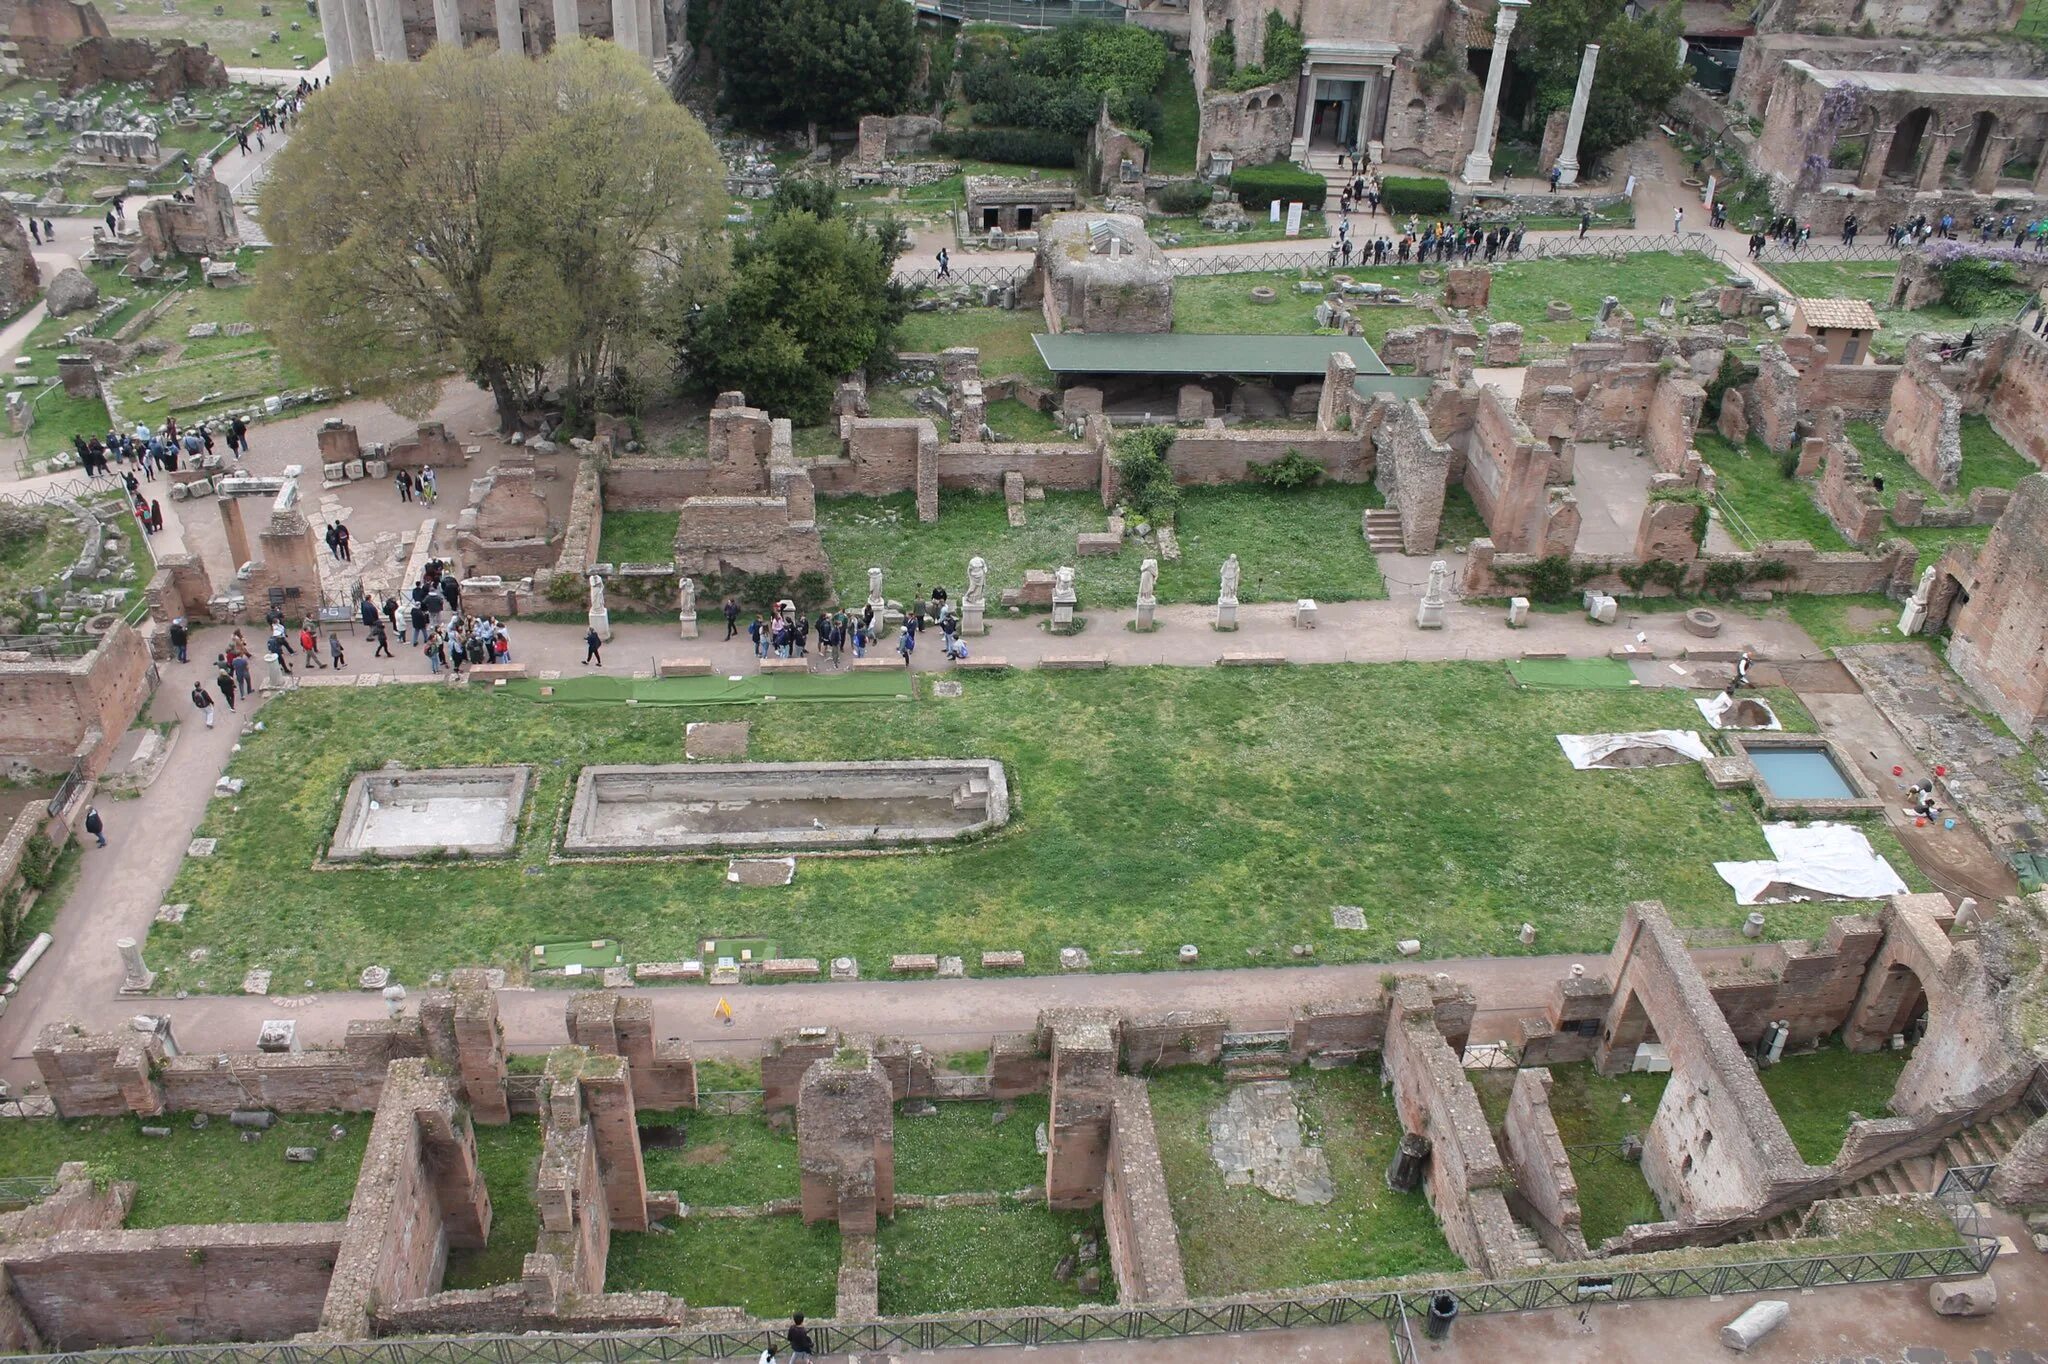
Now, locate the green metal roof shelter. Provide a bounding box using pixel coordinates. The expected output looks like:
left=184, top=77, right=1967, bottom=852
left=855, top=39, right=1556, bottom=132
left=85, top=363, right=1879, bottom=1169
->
left=1032, top=332, right=1393, bottom=378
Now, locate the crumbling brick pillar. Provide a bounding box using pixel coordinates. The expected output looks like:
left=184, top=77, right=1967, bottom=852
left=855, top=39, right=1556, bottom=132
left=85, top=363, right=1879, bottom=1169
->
left=581, top=1055, right=651, bottom=1232
left=216, top=495, right=251, bottom=572
left=1045, top=1009, right=1119, bottom=1210
left=915, top=422, right=939, bottom=523
left=451, top=972, right=510, bottom=1124
left=566, top=991, right=697, bottom=1110
left=316, top=421, right=362, bottom=467
left=32, top=1023, right=165, bottom=1118
left=414, top=1085, right=492, bottom=1248
left=797, top=1050, right=895, bottom=1233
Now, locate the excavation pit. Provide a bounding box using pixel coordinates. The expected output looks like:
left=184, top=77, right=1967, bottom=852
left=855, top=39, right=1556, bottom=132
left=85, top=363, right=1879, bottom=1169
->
left=329, top=766, right=531, bottom=861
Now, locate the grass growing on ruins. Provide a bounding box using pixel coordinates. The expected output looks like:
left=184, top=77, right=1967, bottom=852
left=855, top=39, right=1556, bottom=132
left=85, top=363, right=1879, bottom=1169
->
left=1779, top=594, right=1907, bottom=653
left=152, top=662, right=1914, bottom=992
left=1472, top=1064, right=1669, bottom=1247
left=639, top=1111, right=800, bottom=1207
left=897, top=309, right=1054, bottom=384
left=892, top=1096, right=1050, bottom=1194
left=24, top=385, right=114, bottom=466
left=1758, top=1040, right=1909, bottom=1165
left=1841, top=417, right=2034, bottom=553
left=0, top=506, right=84, bottom=600
left=1764, top=261, right=1899, bottom=307
left=818, top=484, right=1388, bottom=607
left=1150, top=1067, right=1458, bottom=1295
left=983, top=397, right=1062, bottom=440
left=1695, top=431, right=1852, bottom=551
left=442, top=1119, right=543, bottom=1289
left=876, top=1203, right=1109, bottom=1313
left=596, top=510, right=681, bottom=567
left=0, top=1113, right=369, bottom=1227
left=607, top=1213, right=841, bottom=1318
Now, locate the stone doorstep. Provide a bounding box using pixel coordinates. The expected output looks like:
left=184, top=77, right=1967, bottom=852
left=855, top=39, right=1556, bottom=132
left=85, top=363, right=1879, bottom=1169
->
left=1075, top=533, right=1121, bottom=556
left=1041, top=653, right=1108, bottom=670
left=759, top=658, right=809, bottom=674
left=634, top=961, right=704, bottom=982
left=891, top=954, right=940, bottom=973
left=955, top=657, right=1009, bottom=671
left=850, top=657, right=908, bottom=672
left=1609, top=645, right=1656, bottom=661
left=1519, top=650, right=1568, bottom=661
left=1219, top=652, right=1285, bottom=667
left=657, top=658, right=713, bottom=677
left=981, top=951, right=1026, bottom=969
left=761, top=958, right=820, bottom=979
left=468, top=663, right=528, bottom=681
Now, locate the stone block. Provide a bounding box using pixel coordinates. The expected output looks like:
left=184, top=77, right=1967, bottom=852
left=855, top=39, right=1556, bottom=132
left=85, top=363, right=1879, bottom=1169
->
left=982, top=951, right=1025, bottom=969
left=633, top=961, right=704, bottom=981
left=955, top=657, right=1010, bottom=671
left=1219, top=652, right=1284, bottom=666
left=759, top=657, right=809, bottom=674
left=1042, top=653, right=1107, bottom=670
left=1928, top=1275, right=1997, bottom=1317
left=1076, top=532, right=1121, bottom=556
left=1507, top=597, right=1530, bottom=627
left=1718, top=1299, right=1789, bottom=1350
left=891, top=954, right=939, bottom=973
left=762, top=958, right=822, bottom=979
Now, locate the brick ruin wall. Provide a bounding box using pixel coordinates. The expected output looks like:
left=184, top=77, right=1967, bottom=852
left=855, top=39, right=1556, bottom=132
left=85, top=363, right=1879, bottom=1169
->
left=1947, top=474, right=2048, bottom=738
left=1102, top=1075, right=1187, bottom=1304
left=1460, top=536, right=1917, bottom=599
left=1883, top=354, right=1964, bottom=492
left=1499, top=1068, right=1587, bottom=1261
left=1366, top=393, right=1451, bottom=555
left=1459, top=384, right=1550, bottom=552
left=1985, top=328, right=2048, bottom=474
left=0, top=621, right=153, bottom=776
left=1819, top=435, right=1893, bottom=548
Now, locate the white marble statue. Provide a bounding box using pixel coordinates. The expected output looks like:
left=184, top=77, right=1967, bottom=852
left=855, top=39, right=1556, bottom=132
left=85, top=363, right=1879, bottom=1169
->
left=867, top=566, right=884, bottom=603
left=587, top=573, right=606, bottom=613
left=1913, top=564, right=1936, bottom=603
left=1219, top=553, right=1240, bottom=603
left=678, top=575, right=697, bottom=616
left=1054, top=565, right=1076, bottom=598
left=965, top=556, right=988, bottom=607
left=1138, top=557, right=1158, bottom=603
left=1424, top=559, right=1449, bottom=600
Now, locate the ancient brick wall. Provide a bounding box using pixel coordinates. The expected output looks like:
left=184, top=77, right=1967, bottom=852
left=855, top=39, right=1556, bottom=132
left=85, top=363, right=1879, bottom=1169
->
left=1986, top=331, right=2048, bottom=473
left=601, top=459, right=728, bottom=511
left=32, top=1023, right=165, bottom=1117
left=1367, top=393, right=1451, bottom=555
left=1803, top=362, right=1900, bottom=419
left=1120, top=1010, right=1225, bottom=1071
left=1460, top=537, right=1912, bottom=599
left=1460, top=385, right=1547, bottom=552
left=856, top=113, right=939, bottom=161
left=1633, top=496, right=1704, bottom=564
left=844, top=419, right=934, bottom=497
left=1646, top=373, right=1706, bottom=478
left=145, top=553, right=218, bottom=625
left=935, top=441, right=1101, bottom=493
left=0, top=621, right=153, bottom=775
left=1817, top=439, right=1890, bottom=547
left=1103, top=1075, right=1186, bottom=1304
left=1045, top=1010, right=1119, bottom=1209
left=669, top=496, right=829, bottom=581
left=1166, top=430, right=1369, bottom=486
left=0, top=1165, right=131, bottom=1244
left=1499, top=1068, right=1586, bottom=1262
left=1195, top=83, right=1294, bottom=170
left=1947, top=474, right=2048, bottom=737
left=1287, top=996, right=1391, bottom=1063
left=3, top=1223, right=344, bottom=1349
left=383, top=423, right=468, bottom=471
left=797, top=1053, right=894, bottom=1233
left=565, top=991, right=696, bottom=1112
left=1750, top=346, right=1802, bottom=453
left=1885, top=355, right=1964, bottom=492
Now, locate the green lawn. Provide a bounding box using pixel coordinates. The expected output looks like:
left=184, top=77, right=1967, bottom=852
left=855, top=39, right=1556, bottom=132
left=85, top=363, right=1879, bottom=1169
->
left=1473, top=1064, right=1669, bottom=1247
left=0, top=1113, right=368, bottom=1227
left=897, top=309, right=1053, bottom=384
left=103, top=0, right=324, bottom=67
left=1155, top=217, right=1328, bottom=248
left=1150, top=1067, right=1459, bottom=1294
left=1696, top=431, right=1851, bottom=551
left=607, top=1214, right=840, bottom=1318
left=442, top=1119, right=543, bottom=1289
left=1758, top=1041, right=1909, bottom=1165
left=596, top=510, right=680, bottom=566
left=893, top=1096, right=1050, bottom=1194
left=983, top=397, right=1061, bottom=440
left=877, top=1204, right=1108, bottom=1313
left=818, top=484, right=1388, bottom=608
left=0, top=79, right=268, bottom=199
left=0, top=506, right=84, bottom=600
left=1151, top=59, right=1200, bottom=176
left=1765, top=262, right=1899, bottom=307
left=1843, top=417, right=2033, bottom=553
left=148, top=662, right=1927, bottom=993
left=1173, top=271, right=1331, bottom=335
left=639, top=1111, right=799, bottom=1207
left=1780, top=594, right=1906, bottom=652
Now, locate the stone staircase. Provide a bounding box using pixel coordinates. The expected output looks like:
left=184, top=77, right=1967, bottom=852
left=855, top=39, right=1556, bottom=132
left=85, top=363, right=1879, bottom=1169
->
left=1221, top=1030, right=1293, bottom=1084
left=1507, top=1220, right=1554, bottom=1269
left=1364, top=508, right=1405, bottom=554
left=1744, top=1106, right=2034, bottom=1243
left=1302, top=150, right=1360, bottom=201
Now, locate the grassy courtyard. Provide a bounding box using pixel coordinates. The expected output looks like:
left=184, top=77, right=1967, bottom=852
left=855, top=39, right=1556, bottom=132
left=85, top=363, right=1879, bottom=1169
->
left=442, top=1118, right=543, bottom=1289
left=818, top=484, right=1389, bottom=607
left=151, top=662, right=1927, bottom=993
left=1696, top=431, right=1850, bottom=551
left=608, top=1213, right=842, bottom=1318
left=103, top=0, right=325, bottom=68
left=0, top=1112, right=368, bottom=1227
left=1473, top=1063, right=1669, bottom=1247
left=1149, top=1067, right=1459, bottom=1295
left=877, top=1204, right=1109, bottom=1313
left=894, top=1095, right=1049, bottom=1194
left=641, top=1111, right=799, bottom=1207
left=1758, top=1041, right=1909, bottom=1165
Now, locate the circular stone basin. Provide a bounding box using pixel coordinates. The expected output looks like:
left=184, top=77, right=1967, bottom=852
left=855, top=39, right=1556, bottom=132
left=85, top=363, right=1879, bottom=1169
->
left=1684, top=607, right=1723, bottom=638
left=1331, top=274, right=1355, bottom=288
left=1546, top=299, right=1573, bottom=321
left=84, top=612, right=117, bottom=636
left=1249, top=286, right=1277, bottom=304
left=1419, top=269, right=1441, bottom=285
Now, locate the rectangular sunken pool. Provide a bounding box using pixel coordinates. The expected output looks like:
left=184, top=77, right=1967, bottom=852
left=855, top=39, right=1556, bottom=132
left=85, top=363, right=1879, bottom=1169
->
left=564, top=761, right=1010, bottom=854
left=1749, top=746, right=1856, bottom=800
left=329, top=765, right=531, bottom=861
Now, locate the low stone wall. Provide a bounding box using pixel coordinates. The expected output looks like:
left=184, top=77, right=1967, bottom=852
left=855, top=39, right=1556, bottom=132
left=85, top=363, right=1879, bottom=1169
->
left=1103, top=1075, right=1187, bottom=1304
left=1884, top=352, right=1963, bottom=492
left=0, top=621, right=154, bottom=776
left=1121, top=1009, right=1226, bottom=1071
left=1166, top=430, right=1368, bottom=487
left=1460, top=536, right=1916, bottom=599
left=1499, top=1068, right=1587, bottom=1262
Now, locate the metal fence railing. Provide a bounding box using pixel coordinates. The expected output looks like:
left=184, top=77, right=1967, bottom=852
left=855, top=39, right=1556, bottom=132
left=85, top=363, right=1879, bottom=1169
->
left=1746, top=242, right=1909, bottom=266
left=1561, top=1141, right=1642, bottom=1168
left=1389, top=1296, right=1421, bottom=1364
left=1933, top=1163, right=1997, bottom=1251
left=907, top=0, right=1126, bottom=25
left=0, top=1175, right=59, bottom=1209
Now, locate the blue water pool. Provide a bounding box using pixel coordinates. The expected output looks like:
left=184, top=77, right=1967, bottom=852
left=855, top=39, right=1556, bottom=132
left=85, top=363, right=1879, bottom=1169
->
left=1750, top=747, right=1856, bottom=800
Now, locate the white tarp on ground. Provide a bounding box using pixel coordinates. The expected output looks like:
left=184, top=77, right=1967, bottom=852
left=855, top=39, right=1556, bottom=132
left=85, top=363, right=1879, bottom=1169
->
left=1557, top=730, right=1715, bottom=769
left=1715, top=822, right=1909, bottom=905
left=1695, top=692, right=1784, bottom=730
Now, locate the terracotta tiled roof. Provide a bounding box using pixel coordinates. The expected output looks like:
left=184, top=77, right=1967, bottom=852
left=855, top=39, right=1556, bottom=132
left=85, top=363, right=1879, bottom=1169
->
left=1796, top=297, right=1882, bottom=331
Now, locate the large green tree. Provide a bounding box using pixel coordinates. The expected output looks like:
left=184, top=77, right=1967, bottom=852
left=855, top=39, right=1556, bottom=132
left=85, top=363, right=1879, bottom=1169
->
left=257, top=41, right=725, bottom=431
left=679, top=185, right=907, bottom=423
left=1512, top=0, right=1686, bottom=168
left=713, top=0, right=919, bottom=136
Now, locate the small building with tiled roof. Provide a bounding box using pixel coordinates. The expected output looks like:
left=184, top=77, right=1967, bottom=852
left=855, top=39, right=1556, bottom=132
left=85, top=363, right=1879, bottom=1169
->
left=1791, top=297, right=1882, bottom=366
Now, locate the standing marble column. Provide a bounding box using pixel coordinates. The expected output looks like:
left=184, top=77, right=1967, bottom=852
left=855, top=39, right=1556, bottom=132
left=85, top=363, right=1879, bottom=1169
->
left=319, top=0, right=357, bottom=69
left=369, top=0, right=406, bottom=61
left=645, top=0, right=667, bottom=56
left=432, top=0, right=463, bottom=48
left=341, top=0, right=376, bottom=63
left=1553, top=43, right=1599, bottom=188
left=609, top=0, right=641, bottom=61
left=493, top=0, right=522, bottom=54
left=551, top=0, right=578, bottom=45
left=1461, top=0, right=1526, bottom=186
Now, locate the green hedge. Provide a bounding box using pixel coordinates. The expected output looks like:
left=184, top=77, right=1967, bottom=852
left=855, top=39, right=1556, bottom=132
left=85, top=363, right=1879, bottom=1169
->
left=1379, top=175, right=1451, bottom=216
left=1227, top=160, right=1326, bottom=211
left=932, top=128, right=1078, bottom=169
left=1155, top=180, right=1214, bottom=214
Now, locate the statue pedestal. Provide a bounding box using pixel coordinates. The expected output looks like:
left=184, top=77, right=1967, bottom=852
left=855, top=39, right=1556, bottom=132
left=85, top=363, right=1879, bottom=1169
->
left=1415, top=595, right=1446, bottom=630
left=1052, top=596, right=1076, bottom=628
left=1214, top=597, right=1237, bottom=631
left=678, top=612, right=698, bottom=639
left=589, top=608, right=612, bottom=642
left=1898, top=600, right=1926, bottom=636
left=1136, top=598, right=1156, bottom=631
left=962, top=602, right=986, bottom=636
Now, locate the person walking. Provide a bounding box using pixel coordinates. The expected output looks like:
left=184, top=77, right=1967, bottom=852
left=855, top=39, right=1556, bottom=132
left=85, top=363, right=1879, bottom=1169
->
left=191, top=681, right=217, bottom=729
left=1673, top=206, right=1684, bottom=235
left=383, top=595, right=400, bottom=634
left=231, top=648, right=252, bottom=697
left=1548, top=163, right=1561, bottom=193
left=371, top=622, right=393, bottom=658
left=723, top=597, right=739, bottom=640
left=84, top=806, right=106, bottom=847
left=335, top=523, right=352, bottom=562
left=329, top=632, right=347, bottom=670
left=168, top=616, right=188, bottom=663
left=897, top=622, right=915, bottom=670
left=784, top=1313, right=814, bottom=1364
left=1579, top=209, right=1590, bottom=239
left=300, top=623, right=325, bottom=667
left=396, top=469, right=413, bottom=503
left=409, top=601, right=429, bottom=645
left=583, top=626, right=603, bottom=666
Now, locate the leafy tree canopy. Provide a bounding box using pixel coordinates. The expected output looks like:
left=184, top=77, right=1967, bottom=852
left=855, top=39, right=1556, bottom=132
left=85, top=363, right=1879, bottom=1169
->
left=1513, top=0, right=1686, bottom=166
left=256, top=40, right=725, bottom=431
left=713, top=0, right=919, bottom=134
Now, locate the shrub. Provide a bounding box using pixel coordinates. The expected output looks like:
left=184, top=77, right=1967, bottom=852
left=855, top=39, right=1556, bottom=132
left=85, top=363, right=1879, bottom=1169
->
left=1259, top=10, right=1304, bottom=79
left=1227, top=159, right=1326, bottom=210
left=1155, top=180, right=1213, bottom=215
left=1500, top=555, right=1594, bottom=604
left=1112, top=426, right=1182, bottom=524
left=1250, top=448, right=1325, bottom=489
left=932, top=128, right=1077, bottom=168
left=544, top=571, right=583, bottom=604
left=1207, top=29, right=1235, bottom=82
left=1379, top=175, right=1451, bottom=217
left=1936, top=256, right=2028, bottom=316
left=1776, top=445, right=1802, bottom=479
